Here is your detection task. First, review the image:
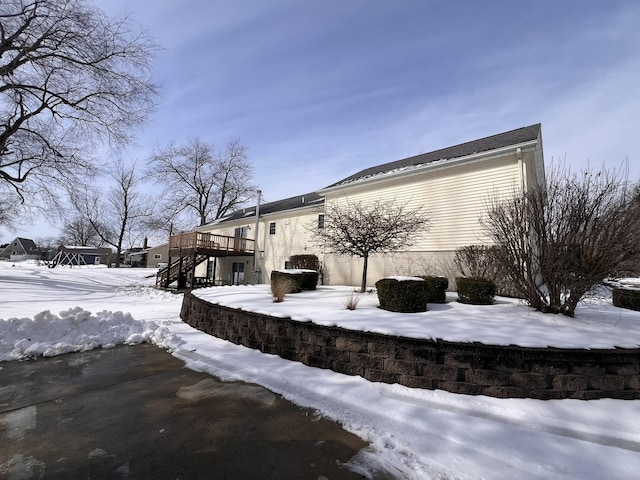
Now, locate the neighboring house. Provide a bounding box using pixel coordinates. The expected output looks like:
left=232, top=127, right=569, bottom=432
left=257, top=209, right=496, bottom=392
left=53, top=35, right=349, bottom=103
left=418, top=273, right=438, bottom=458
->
left=50, top=246, right=112, bottom=266
left=0, top=237, right=39, bottom=261
left=146, top=242, right=169, bottom=267
left=124, top=247, right=146, bottom=267
left=126, top=242, right=170, bottom=268
left=178, top=124, right=545, bottom=287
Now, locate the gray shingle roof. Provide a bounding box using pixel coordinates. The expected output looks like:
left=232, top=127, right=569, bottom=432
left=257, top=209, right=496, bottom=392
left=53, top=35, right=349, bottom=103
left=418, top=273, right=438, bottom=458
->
left=17, top=237, right=37, bottom=252
left=326, top=123, right=541, bottom=188
left=212, top=192, right=324, bottom=224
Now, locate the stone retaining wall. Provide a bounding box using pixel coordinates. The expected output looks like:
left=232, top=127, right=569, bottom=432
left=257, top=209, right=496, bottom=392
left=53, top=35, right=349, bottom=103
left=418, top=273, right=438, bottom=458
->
left=181, top=292, right=640, bottom=400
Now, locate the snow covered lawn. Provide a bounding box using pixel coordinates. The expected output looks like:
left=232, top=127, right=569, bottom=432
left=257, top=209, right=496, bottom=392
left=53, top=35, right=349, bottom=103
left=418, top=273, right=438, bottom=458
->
left=1, top=260, right=640, bottom=479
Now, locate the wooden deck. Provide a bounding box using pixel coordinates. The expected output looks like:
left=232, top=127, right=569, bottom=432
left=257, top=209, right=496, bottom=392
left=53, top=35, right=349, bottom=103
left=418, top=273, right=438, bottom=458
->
left=168, top=231, right=255, bottom=258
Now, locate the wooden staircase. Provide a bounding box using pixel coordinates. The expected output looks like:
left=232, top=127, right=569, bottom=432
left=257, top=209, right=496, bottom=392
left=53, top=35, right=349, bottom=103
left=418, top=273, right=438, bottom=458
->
left=156, top=254, right=208, bottom=289
left=156, top=231, right=255, bottom=290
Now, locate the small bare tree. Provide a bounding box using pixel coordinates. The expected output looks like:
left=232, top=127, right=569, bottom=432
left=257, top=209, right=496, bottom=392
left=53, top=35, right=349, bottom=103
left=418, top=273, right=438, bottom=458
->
left=312, top=199, right=430, bottom=292
left=72, top=160, right=154, bottom=266
left=0, top=0, right=157, bottom=227
left=482, top=165, right=640, bottom=316
left=147, top=138, right=256, bottom=230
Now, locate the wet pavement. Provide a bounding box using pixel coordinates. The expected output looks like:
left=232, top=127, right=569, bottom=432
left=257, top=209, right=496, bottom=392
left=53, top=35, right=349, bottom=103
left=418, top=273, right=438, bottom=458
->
left=0, top=344, right=370, bottom=479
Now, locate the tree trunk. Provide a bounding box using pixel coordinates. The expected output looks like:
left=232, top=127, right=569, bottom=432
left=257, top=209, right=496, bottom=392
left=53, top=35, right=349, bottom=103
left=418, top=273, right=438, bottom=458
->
left=360, top=253, right=369, bottom=293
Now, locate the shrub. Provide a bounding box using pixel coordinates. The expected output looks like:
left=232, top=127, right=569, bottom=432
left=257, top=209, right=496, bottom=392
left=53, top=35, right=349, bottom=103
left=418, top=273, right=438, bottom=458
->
left=270, top=269, right=318, bottom=293
left=289, top=254, right=320, bottom=271
left=454, top=245, right=520, bottom=298
left=455, top=276, right=496, bottom=305
left=270, top=274, right=294, bottom=302
left=612, top=288, right=640, bottom=311
left=299, top=270, right=319, bottom=290
left=420, top=275, right=448, bottom=303
left=270, top=270, right=301, bottom=294
left=375, top=277, right=428, bottom=313
left=481, top=166, right=640, bottom=316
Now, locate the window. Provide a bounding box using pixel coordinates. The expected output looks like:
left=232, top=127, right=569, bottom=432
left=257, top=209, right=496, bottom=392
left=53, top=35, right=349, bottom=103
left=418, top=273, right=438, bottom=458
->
left=234, top=226, right=248, bottom=238
left=318, top=214, right=325, bottom=229
left=154, top=254, right=162, bottom=260
left=233, top=226, right=248, bottom=250
left=232, top=261, right=245, bottom=285
left=284, top=260, right=292, bottom=269
left=269, top=222, right=276, bottom=235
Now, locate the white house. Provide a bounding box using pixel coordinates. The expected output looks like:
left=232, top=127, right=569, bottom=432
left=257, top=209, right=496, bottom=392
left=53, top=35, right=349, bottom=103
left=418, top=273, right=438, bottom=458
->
left=165, top=123, right=545, bottom=288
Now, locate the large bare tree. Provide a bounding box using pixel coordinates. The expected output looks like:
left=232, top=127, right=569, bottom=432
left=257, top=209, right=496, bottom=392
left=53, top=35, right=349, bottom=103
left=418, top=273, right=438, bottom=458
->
left=147, top=138, right=255, bottom=230
left=312, top=198, right=430, bottom=292
left=58, top=216, right=101, bottom=247
left=482, top=165, right=640, bottom=316
left=72, top=160, right=154, bottom=266
left=0, top=0, right=157, bottom=226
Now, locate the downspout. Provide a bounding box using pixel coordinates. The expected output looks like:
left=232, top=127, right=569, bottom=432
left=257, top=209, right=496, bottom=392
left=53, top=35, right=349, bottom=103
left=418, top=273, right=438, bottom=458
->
left=253, top=190, right=262, bottom=283
left=517, top=147, right=526, bottom=193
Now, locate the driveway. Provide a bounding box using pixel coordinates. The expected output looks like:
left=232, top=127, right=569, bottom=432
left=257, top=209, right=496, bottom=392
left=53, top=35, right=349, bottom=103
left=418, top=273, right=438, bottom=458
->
left=0, top=344, right=370, bottom=479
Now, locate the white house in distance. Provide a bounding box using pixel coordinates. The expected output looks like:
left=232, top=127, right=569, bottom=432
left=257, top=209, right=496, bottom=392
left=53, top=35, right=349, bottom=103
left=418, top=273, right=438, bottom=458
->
left=165, top=123, right=545, bottom=288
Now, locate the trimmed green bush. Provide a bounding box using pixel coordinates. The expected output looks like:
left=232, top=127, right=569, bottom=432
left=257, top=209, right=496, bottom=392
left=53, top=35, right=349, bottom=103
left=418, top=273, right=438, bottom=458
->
left=420, top=275, right=449, bottom=303
left=613, top=288, right=640, bottom=311
left=270, top=269, right=318, bottom=293
left=456, top=276, right=496, bottom=305
left=375, top=277, right=428, bottom=313
left=299, top=270, right=319, bottom=290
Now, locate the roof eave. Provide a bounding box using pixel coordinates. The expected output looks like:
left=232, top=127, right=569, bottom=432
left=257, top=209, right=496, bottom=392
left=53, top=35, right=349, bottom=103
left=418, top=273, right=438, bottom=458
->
left=196, top=202, right=325, bottom=229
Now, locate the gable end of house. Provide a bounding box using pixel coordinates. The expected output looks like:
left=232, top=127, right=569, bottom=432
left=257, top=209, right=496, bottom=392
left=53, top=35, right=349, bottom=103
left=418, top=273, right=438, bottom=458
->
left=324, top=123, right=541, bottom=190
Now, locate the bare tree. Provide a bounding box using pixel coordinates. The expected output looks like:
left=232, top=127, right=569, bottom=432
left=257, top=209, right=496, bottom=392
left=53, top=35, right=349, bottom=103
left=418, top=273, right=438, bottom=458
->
left=58, top=216, right=101, bottom=246
left=0, top=0, right=157, bottom=227
left=0, top=188, right=21, bottom=234
left=73, top=160, right=154, bottom=266
left=147, top=138, right=256, bottom=230
left=482, top=165, right=640, bottom=316
left=312, top=198, right=430, bottom=292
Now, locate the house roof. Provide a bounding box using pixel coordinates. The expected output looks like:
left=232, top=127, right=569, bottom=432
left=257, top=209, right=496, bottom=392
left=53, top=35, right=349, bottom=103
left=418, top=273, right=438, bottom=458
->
left=203, top=124, right=541, bottom=228
left=325, top=123, right=541, bottom=189
left=0, top=237, right=37, bottom=254
left=18, top=237, right=37, bottom=252
left=61, top=246, right=112, bottom=254
left=206, top=192, right=324, bottom=226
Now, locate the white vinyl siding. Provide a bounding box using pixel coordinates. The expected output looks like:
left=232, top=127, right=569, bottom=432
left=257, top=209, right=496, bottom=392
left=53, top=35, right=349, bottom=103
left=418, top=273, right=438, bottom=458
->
left=198, top=137, right=543, bottom=288
left=325, top=153, right=521, bottom=251
left=200, top=207, right=323, bottom=284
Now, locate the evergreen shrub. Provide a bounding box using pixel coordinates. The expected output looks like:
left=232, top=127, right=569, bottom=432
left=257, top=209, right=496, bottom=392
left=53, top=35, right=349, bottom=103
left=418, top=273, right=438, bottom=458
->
left=612, top=288, right=640, bottom=311
left=455, top=276, right=496, bottom=305
left=270, top=269, right=318, bottom=293
left=299, top=270, right=319, bottom=290
left=375, top=277, right=428, bottom=313
left=420, top=275, right=449, bottom=303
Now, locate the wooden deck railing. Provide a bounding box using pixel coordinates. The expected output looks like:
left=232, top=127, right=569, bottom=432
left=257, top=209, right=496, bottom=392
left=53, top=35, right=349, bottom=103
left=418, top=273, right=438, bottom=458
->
left=168, top=231, right=255, bottom=256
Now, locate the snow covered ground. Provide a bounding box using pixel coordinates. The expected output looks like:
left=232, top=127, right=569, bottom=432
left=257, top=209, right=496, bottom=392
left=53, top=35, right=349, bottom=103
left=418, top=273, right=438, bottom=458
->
left=1, top=260, right=640, bottom=479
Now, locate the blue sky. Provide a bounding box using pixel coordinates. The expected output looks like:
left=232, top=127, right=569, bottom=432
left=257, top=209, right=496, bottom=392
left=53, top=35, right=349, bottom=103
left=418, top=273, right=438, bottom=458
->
left=13, top=0, right=640, bottom=241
